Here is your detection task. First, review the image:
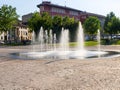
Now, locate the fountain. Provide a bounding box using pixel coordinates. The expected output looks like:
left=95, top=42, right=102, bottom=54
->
left=39, top=27, right=44, bottom=52
left=77, top=22, right=84, bottom=51
left=11, top=22, right=120, bottom=60
left=31, top=30, right=36, bottom=51
left=53, top=33, right=56, bottom=51
left=70, top=22, right=86, bottom=59
left=60, top=28, right=69, bottom=51
left=97, top=29, right=101, bottom=58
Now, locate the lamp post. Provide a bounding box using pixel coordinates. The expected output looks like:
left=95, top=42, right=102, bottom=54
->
left=65, top=0, right=66, bottom=7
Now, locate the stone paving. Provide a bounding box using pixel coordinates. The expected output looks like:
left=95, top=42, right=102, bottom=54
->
left=0, top=45, right=120, bottom=90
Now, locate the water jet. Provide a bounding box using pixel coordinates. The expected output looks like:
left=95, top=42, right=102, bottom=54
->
left=10, top=22, right=120, bottom=60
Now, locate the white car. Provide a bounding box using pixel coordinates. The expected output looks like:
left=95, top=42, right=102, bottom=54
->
left=0, top=41, right=5, bottom=44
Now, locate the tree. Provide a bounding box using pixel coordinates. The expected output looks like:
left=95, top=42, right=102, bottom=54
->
left=110, top=17, right=120, bottom=35
left=83, top=16, right=100, bottom=40
left=41, top=12, right=52, bottom=30
left=0, top=5, right=19, bottom=33
left=62, top=16, right=78, bottom=41
left=28, top=13, right=79, bottom=42
left=28, top=12, right=52, bottom=40
left=28, top=12, right=42, bottom=39
left=63, top=16, right=78, bottom=30
left=104, top=12, right=120, bottom=39
left=52, top=15, right=63, bottom=41
left=104, top=12, right=115, bottom=34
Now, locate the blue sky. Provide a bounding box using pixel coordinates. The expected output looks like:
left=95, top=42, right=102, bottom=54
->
left=0, top=0, right=120, bottom=19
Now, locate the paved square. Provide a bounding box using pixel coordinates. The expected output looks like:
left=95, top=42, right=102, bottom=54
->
left=0, top=45, right=120, bottom=90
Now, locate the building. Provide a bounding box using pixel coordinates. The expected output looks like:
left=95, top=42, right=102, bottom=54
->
left=0, top=32, right=8, bottom=43
left=0, top=20, right=32, bottom=44
left=37, top=1, right=86, bottom=22
left=22, top=13, right=33, bottom=25
left=14, top=21, right=32, bottom=42
left=37, top=1, right=105, bottom=25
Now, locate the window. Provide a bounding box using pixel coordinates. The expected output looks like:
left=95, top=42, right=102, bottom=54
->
left=69, top=11, right=78, bottom=16
left=1, top=36, right=3, bottom=40
left=40, top=6, right=44, bottom=11
left=18, top=31, right=20, bottom=35
left=52, top=7, right=65, bottom=14
left=21, top=31, right=22, bottom=35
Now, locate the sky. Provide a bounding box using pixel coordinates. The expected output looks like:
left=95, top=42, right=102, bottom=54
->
left=0, top=0, right=120, bottom=20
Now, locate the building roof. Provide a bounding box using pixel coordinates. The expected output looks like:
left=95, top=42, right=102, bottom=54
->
left=37, top=1, right=105, bottom=18
left=14, top=20, right=27, bottom=27
left=22, top=13, right=33, bottom=23
left=37, top=1, right=83, bottom=13
left=86, top=12, right=105, bottom=18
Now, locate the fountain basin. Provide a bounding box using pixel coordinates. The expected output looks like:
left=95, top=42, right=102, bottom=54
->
left=10, top=50, right=120, bottom=60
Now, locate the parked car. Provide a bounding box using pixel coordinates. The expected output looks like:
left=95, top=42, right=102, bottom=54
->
left=112, top=35, right=120, bottom=39
left=0, top=41, right=5, bottom=44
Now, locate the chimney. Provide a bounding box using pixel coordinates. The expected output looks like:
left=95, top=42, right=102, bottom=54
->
left=42, top=1, right=51, bottom=4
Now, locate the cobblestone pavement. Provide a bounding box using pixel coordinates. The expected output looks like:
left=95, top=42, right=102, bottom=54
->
left=0, top=45, right=120, bottom=90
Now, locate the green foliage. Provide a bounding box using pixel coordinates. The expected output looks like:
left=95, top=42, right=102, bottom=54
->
left=28, top=12, right=42, bottom=33
left=104, top=12, right=115, bottom=34
left=52, top=15, right=63, bottom=41
left=110, top=17, right=120, bottom=34
left=104, top=12, right=120, bottom=39
left=0, top=5, right=19, bottom=32
left=69, top=42, right=77, bottom=47
left=69, top=41, right=98, bottom=47
left=52, top=15, right=63, bottom=32
left=85, top=41, right=98, bottom=46
left=63, top=16, right=78, bottom=30
left=28, top=12, right=52, bottom=40
left=116, top=40, right=120, bottom=45
left=28, top=12, right=79, bottom=42
left=83, top=16, right=100, bottom=35
left=101, top=39, right=120, bottom=45
left=41, top=12, right=52, bottom=30
left=63, top=16, right=72, bottom=29
left=28, top=12, right=42, bottom=40
left=62, top=16, right=78, bottom=42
